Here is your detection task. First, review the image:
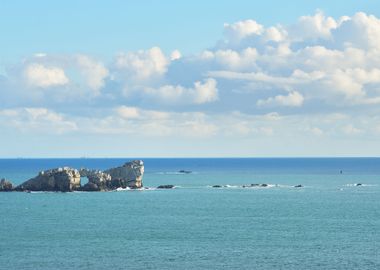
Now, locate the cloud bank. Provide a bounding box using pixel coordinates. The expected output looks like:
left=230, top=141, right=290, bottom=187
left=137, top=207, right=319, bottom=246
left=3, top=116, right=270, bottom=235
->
left=2, top=11, right=380, bottom=156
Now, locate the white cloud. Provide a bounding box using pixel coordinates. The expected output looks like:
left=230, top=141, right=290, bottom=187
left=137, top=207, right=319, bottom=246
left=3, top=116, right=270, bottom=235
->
left=257, top=91, right=304, bottom=107
left=77, top=55, right=109, bottom=93
left=342, top=124, right=363, bottom=135
left=0, top=107, right=77, bottom=134
left=263, top=26, right=287, bottom=42
left=201, top=48, right=258, bottom=70
left=289, top=11, right=338, bottom=41
left=334, top=12, right=380, bottom=50
left=170, top=50, right=182, bottom=61
left=114, top=46, right=169, bottom=81
left=116, top=106, right=140, bottom=119
left=24, top=64, right=69, bottom=88
left=144, top=78, right=218, bottom=104
left=224, top=20, right=264, bottom=41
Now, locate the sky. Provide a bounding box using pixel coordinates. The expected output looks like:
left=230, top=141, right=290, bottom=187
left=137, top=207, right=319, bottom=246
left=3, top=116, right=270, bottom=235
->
left=1, top=0, right=380, bottom=157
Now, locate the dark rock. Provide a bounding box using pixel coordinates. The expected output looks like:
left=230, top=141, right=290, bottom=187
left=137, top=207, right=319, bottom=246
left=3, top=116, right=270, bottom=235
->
left=178, top=170, right=192, bottom=174
left=294, top=184, right=303, bottom=188
left=0, top=178, right=14, bottom=191
left=355, top=183, right=362, bottom=186
left=260, top=184, right=268, bottom=187
left=157, top=185, right=175, bottom=189
left=212, top=185, right=222, bottom=188
left=79, top=182, right=100, bottom=192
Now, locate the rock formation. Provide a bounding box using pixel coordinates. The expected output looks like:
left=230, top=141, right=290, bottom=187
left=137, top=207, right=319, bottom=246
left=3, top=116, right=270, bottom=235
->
left=15, top=167, right=81, bottom=192
left=104, top=160, right=144, bottom=189
left=0, top=178, right=14, bottom=191
left=79, top=169, right=112, bottom=191
left=0, top=160, right=145, bottom=192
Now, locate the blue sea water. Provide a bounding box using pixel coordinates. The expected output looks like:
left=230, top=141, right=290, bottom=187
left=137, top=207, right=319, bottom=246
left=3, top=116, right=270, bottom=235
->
left=1, top=158, right=380, bottom=269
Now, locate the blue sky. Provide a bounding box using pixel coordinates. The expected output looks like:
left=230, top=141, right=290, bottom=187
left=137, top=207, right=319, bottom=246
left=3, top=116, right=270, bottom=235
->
left=1, top=1, right=380, bottom=157
left=1, top=0, right=379, bottom=60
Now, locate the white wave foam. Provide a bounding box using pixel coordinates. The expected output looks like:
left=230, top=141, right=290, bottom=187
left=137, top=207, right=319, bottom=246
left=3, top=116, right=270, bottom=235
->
left=345, top=183, right=376, bottom=187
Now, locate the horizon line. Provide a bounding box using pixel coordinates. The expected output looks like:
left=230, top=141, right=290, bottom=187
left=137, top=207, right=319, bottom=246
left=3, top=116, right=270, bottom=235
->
left=0, top=156, right=380, bottom=159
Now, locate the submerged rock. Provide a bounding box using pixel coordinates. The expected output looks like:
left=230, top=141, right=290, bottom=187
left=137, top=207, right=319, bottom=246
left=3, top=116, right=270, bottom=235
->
left=212, top=185, right=222, bottom=188
left=157, top=185, right=175, bottom=189
left=294, top=184, right=303, bottom=188
left=0, top=178, right=14, bottom=191
left=15, top=167, right=81, bottom=192
left=355, top=183, right=362, bottom=186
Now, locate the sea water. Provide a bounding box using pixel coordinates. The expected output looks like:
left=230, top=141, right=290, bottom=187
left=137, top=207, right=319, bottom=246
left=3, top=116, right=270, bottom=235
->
left=0, top=158, right=379, bottom=269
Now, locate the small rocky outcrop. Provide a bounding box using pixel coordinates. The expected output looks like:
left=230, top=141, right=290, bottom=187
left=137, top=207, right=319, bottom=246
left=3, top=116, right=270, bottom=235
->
left=15, top=167, right=81, bottom=192
left=212, top=185, right=222, bottom=188
left=294, top=184, right=303, bottom=188
left=157, top=185, right=175, bottom=189
left=178, top=170, right=192, bottom=174
left=0, top=178, right=14, bottom=191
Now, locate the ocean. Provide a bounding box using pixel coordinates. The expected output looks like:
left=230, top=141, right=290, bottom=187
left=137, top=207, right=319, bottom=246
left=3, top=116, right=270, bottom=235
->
left=0, top=158, right=379, bottom=269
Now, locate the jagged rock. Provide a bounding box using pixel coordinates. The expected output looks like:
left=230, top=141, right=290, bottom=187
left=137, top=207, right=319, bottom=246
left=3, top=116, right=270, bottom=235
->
left=15, top=167, right=81, bottom=192
left=79, top=169, right=112, bottom=191
left=104, top=160, right=144, bottom=189
left=5, top=160, right=144, bottom=192
left=0, top=178, right=14, bottom=191
left=157, top=185, right=175, bottom=189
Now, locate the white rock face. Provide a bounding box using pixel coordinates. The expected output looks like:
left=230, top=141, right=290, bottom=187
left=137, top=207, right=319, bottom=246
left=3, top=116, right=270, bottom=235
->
left=17, top=167, right=81, bottom=192
left=104, top=160, right=144, bottom=188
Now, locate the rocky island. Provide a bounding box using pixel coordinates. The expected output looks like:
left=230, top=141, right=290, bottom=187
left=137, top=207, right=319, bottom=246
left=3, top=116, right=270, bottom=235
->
left=0, top=160, right=144, bottom=192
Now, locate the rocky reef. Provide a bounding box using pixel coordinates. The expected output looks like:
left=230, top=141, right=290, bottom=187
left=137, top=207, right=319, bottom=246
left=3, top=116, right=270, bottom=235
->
left=1, top=160, right=144, bottom=192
